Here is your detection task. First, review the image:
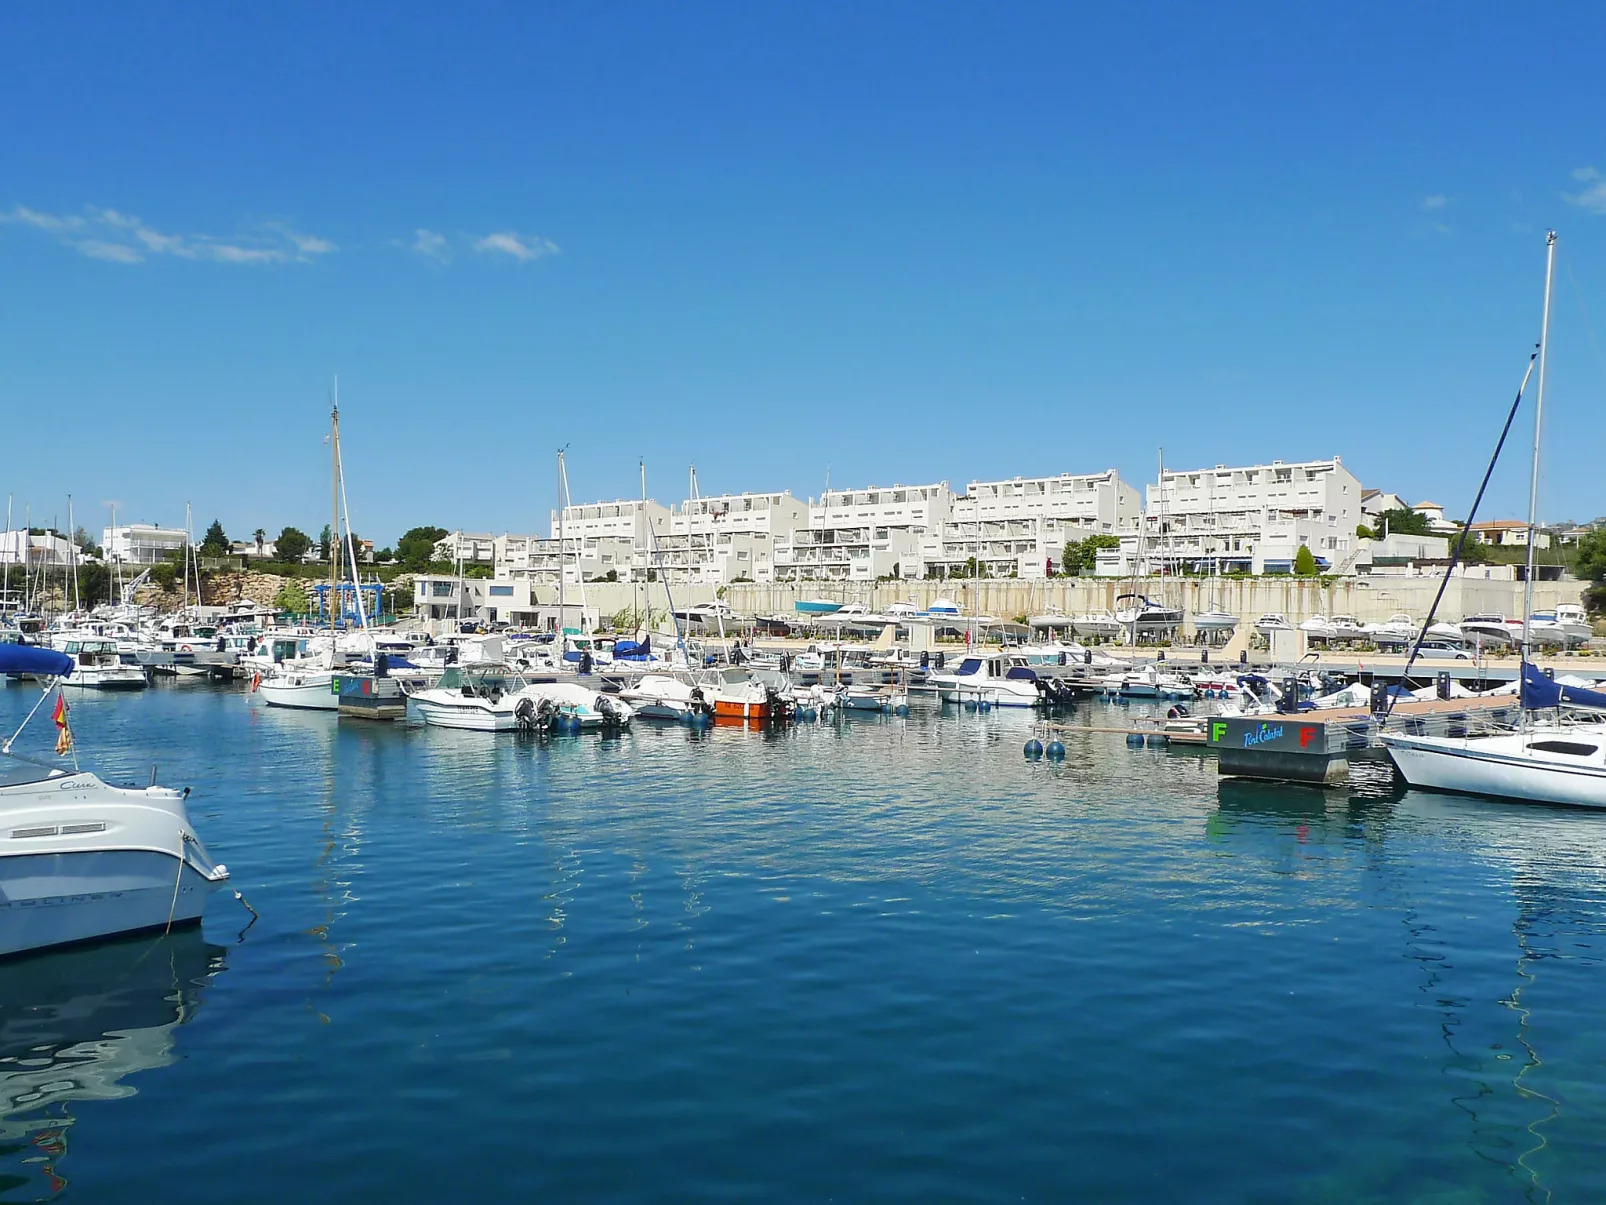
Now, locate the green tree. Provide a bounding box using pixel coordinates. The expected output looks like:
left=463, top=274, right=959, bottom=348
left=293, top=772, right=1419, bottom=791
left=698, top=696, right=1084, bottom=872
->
left=375, top=547, right=394, bottom=563
left=1374, top=507, right=1432, bottom=537
left=1355, top=524, right=1376, bottom=541
left=274, top=580, right=309, bottom=614
left=1063, top=533, right=1119, bottom=575
left=1293, top=545, right=1319, bottom=576
left=397, top=526, right=449, bottom=571
left=1575, top=529, right=1606, bottom=582
left=251, top=528, right=267, bottom=554
left=199, top=519, right=229, bottom=556
left=78, top=561, right=111, bottom=606
left=275, top=527, right=313, bottom=564
left=318, top=524, right=334, bottom=560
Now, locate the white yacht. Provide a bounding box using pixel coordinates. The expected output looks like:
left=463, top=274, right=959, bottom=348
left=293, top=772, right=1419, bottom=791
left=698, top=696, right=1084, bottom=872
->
left=1072, top=610, right=1123, bottom=641
left=1329, top=615, right=1367, bottom=643
left=1097, top=663, right=1196, bottom=700
left=515, top=680, right=633, bottom=729
left=1458, top=614, right=1519, bottom=648
left=51, top=636, right=148, bottom=690
left=1113, top=594, right=1183, bottom=640
left=929, top=655, right=1042, bottom=707
left=1363, top=614, right=1418, bottom=647
left=1255, top=613, right=1292, bottom=635
left=1298, top=614, right=1336, bottom=641
left=1027, top=606, right=1072, bottom=631
left=618, top=673, right=715, bottom=721
left=255, top=654, right=340, bottom=711
left=0, top=645, right=231, bottom=957
left=408, top=664, right=534, bottom=731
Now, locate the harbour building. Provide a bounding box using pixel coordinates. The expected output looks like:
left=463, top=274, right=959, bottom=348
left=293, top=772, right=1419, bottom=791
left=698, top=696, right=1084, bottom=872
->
left=102, top=523, right=190, bottom=566
left=922, top=470, right=1142, bottom=580
left=775, top=482, right=952, bottom=583
left=1099, top=456, right=1363, bottom=576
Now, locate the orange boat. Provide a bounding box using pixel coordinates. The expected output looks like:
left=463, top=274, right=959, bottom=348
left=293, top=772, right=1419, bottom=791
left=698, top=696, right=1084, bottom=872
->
left=713, top=680, right=777, bottom=720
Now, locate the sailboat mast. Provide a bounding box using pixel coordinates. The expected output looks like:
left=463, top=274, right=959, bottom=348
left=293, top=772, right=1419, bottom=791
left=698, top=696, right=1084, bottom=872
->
left=1521, top=230, right=1558, bottom=657
left=330, top=381, right=341, bottom=629
left=3, top=495, right=11, bottom=611
left=556, top=449, right=567, bottom=643
left=68, top=495, right=79, bottom=612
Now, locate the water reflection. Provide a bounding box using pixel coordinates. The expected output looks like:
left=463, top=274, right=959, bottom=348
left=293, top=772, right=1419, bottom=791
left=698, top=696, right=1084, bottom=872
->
left=0, top=931, right=226, bottom=1201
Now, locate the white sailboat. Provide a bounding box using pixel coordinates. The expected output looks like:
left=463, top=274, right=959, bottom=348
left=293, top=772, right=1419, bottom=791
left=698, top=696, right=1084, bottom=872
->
left=1383, top=231, right=1606, bottom=808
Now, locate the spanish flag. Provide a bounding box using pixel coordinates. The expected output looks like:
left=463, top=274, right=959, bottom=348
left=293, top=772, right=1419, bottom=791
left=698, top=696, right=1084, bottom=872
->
left=53, top=692, right=72, bottom=756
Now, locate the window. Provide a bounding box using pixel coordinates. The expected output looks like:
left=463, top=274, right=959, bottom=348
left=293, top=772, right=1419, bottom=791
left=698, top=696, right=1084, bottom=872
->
left=489, top=585, right=514, bottom=597
left=1530, top=740, right=1598, bottom=757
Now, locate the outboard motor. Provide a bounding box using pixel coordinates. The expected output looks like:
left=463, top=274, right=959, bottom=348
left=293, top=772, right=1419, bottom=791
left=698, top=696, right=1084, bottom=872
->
left=579, top=650, right=593, bottom=675
left=1084, top=649, right=1092, bottom=666
left=1238, top=650, right=1248, bottom=667
left=514, top=696, right=538, bottom=732
left=1058, top=651, right=1067, bottom=667
left=375, top=652, right=390, bottom=678
left=598, top=695, right=622, bottom=725
left=934, top=652, right=946, bottom=671
left=1369, top=679, right=1390, bottom=714
left=919, top=651, right=930, bottom=670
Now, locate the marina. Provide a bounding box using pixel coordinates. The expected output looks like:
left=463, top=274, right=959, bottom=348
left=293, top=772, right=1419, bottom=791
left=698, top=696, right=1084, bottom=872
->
left=7, top=675, right=1606, bottom=1200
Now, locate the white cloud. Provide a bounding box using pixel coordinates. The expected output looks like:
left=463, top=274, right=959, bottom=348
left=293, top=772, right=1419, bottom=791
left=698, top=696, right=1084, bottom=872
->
left=0, top=205, right=85, bottom=234
left=1421, top=194, right=1448, bottom=210
left=0, top=203, right=335, bottom=264
left=74, top=240, right=144, bottom=264
left=473, top=231, right=559, bottom=262
left=1566, top=166, right=1606, bottom=214
left=410, top=228, right=450, bottom=264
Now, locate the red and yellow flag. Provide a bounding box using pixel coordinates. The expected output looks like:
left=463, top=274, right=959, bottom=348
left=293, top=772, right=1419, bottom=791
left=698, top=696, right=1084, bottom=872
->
left=52, top=692, right=72, bottom=756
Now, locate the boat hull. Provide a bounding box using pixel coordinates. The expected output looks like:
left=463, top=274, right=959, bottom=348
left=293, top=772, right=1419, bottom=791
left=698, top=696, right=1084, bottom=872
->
left=1384, top=734, right=1606, bottom=809
left=0, top=850, right=219, bottom=958
left=410, top=698, right=519, bottom=731
left=257, top=676, right=339, bottom=711
left=714, top=698, right=772, bottom=720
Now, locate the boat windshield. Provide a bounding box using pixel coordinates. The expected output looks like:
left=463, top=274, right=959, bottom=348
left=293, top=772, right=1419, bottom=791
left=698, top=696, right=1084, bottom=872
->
left=956, top=657, right=983, bottom=676
left=437, top=667, right=526, bottom=694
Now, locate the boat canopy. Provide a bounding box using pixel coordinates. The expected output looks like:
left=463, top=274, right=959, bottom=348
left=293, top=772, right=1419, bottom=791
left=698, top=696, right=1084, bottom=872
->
left=0, top=644, right=74, bottom=677
left=1521, top=662, right=1606, bottom=712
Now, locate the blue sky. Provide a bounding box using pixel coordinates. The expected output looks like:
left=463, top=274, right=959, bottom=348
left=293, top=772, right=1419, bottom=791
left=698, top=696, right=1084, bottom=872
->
left=3, top=2, right=1605, bottom=546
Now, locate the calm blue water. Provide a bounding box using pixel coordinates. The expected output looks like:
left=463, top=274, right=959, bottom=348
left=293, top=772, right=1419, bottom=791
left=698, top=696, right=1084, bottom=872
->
left=5, top=681, right=1606, bottom=1203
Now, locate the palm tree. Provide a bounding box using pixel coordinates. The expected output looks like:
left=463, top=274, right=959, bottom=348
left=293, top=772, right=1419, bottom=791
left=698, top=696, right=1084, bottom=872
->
left=253, top=528, right=266, bottom=555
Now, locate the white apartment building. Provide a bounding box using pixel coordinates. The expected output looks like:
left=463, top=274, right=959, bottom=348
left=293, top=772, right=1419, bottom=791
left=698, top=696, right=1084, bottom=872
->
left=412, top=575, right=543, bottom=626
left=432, top=531, right=497, bottom=566
left=778, top=482, right=949, bottom=582
left=102, top=523, right=189, bottom=566
left=1099, top=456, right=1363, bottom=576
left=775, top=526, right=921, bottom=583
left=925, top=470, right=1142, bottom=579
left=502, top=535, right=638, bottom=585
left=810, top=482, right=952, bottom=535
left=550, top=498, right=671, bottom=544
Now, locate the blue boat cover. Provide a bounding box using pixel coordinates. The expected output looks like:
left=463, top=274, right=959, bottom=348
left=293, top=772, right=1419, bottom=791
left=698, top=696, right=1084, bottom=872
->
left=1521, top=661, right=1606, bottom=711
left=0, top=643, right=74, bottom=677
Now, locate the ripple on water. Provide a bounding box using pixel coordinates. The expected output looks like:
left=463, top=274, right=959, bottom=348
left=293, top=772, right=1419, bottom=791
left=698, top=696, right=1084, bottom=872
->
left=1, top=684, right=1605, bottom=1202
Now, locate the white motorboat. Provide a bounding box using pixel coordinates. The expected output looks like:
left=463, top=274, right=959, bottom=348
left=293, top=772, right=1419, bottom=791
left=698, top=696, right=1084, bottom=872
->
left=254, top=657, right=339, bottom=711
left=1072, top=610, right=1123, bottom=640
left=1458, top=613, right=1519, bottom=648
left=1363, top=613, right=1418, bottom=647
left=842, top=682, right=909, bottom=713
left=1425, top=621, right=1464, bottom=642
left=1329, top=615, right=1367, bottom=643
left=51, top=636, right=148, bottom=690
left=1298, top=614, right=1336, bottom=641
left=1097, top=663, right=1196, bottom=700
left=514, top=680, right=633, bottom=729
left=1256, top=613, right=1292, bottom=635
left=926, top=597, right=963, bottom=618
left=712, top=676, right=788, bottom=720
left=1027, top=606, right=1073, bottom=631
left=0, top=645, right=231, bottom=957
left=929, top=654, right=1042, bottom=707
left=618, top=673, right=715, bottom=721
left=1549, top=603, right=1594, bottom=645
left=408, top=664, right=533, bottom=731
left=882, top=601, right=921, bottom=619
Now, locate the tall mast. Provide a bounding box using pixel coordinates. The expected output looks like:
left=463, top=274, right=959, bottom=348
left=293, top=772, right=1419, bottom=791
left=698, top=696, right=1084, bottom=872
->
left=68, top=495, right=79, bottom=612
left=637, top=458, right=647, bottom=634
left=556, top=448, right=567, bottom=642
left=2, top=495, right=10, bottom=611
left=330, top=379, right=341, bottom=629
left=1520, top=230, right=1558, bottom=660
